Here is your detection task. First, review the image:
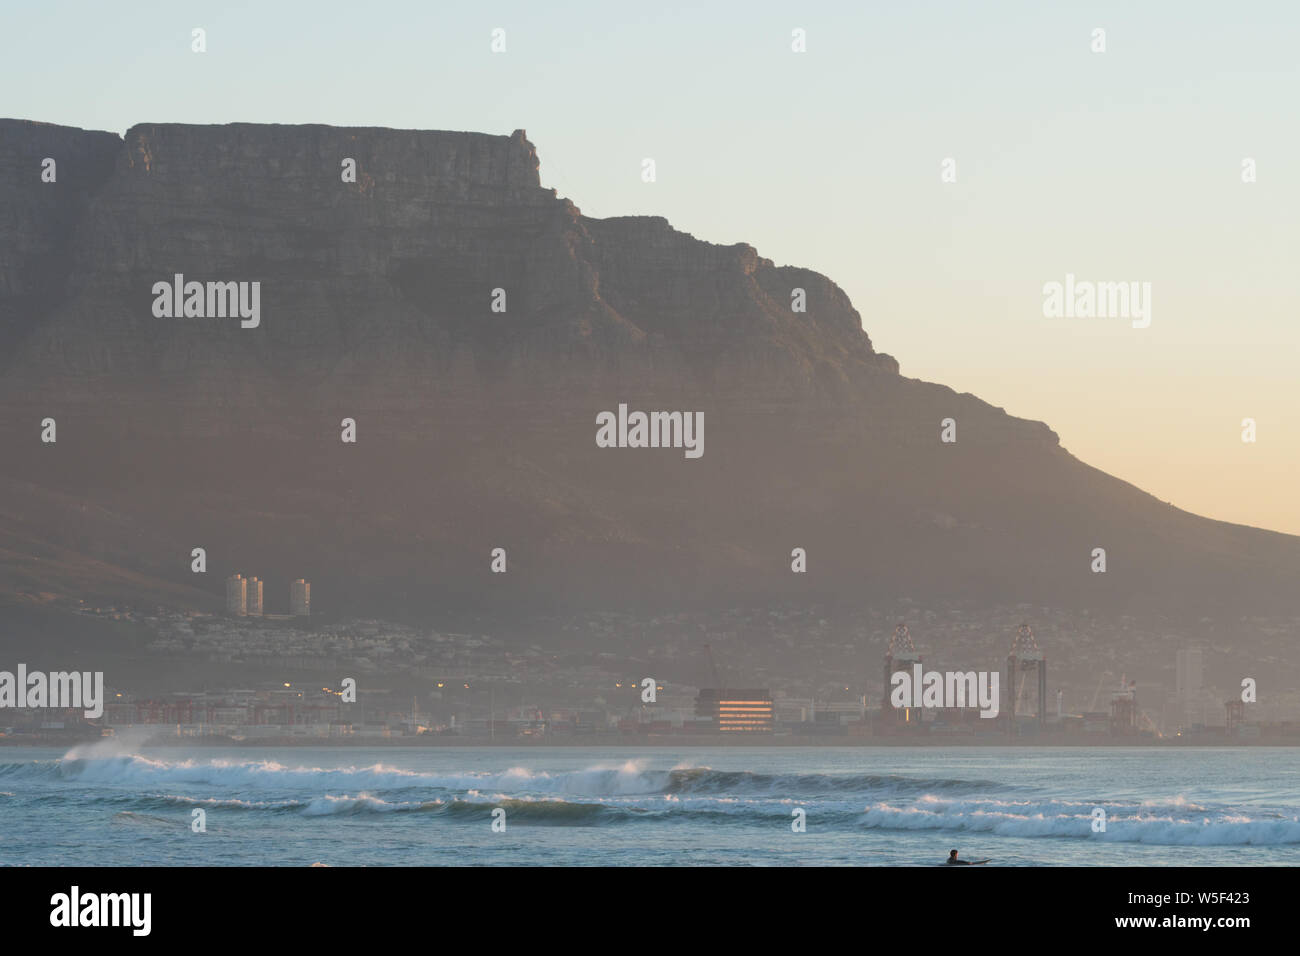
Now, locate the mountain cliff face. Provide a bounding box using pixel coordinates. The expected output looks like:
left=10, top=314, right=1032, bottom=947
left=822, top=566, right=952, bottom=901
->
left=1, top=119, right=1297, bottom=619
left=1, top=120, right=899, bottom=409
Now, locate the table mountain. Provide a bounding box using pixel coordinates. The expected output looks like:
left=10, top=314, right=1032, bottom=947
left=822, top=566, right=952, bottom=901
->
left=2, top=119, right=1296, bottom=620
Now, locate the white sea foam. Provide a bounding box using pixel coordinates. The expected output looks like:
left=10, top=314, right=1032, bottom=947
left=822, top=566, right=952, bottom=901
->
left=859, top=797, right=1300, bottom=845
left=36, top=749, right=1300, bottom=847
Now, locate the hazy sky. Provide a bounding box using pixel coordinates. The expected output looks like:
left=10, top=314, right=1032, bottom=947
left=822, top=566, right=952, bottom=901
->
left=4, top=1, right=1297, bottom=533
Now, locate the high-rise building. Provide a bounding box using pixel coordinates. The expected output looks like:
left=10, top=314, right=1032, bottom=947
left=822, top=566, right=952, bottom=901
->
left=225, top=574, right=246, bottom=616
left=245, top=576, right=263, bottom=616
left=291, top=578, right=311, bottom=617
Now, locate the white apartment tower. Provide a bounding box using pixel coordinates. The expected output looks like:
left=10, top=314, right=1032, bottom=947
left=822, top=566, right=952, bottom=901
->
left=225, top=574, right=247, bottom=616
left=246, top=576, right=263, bottom=616
left=291, top=578, right=311, bottom=617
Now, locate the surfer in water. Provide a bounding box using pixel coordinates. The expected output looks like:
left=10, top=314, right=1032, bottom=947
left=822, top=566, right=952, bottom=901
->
left=945, top=849, right=989, bottom=865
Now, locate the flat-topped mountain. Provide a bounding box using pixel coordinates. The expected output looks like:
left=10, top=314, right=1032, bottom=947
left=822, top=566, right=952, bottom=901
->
left=1, top=120, right=898, bottom=406
left=1, top=119, right=1296, bottom=622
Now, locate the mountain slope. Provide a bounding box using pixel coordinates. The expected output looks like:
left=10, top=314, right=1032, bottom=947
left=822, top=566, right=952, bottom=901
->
left=1, top=119, right=1296, bottom=619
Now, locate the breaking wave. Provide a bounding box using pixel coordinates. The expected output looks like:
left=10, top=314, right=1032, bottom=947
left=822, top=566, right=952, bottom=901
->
left=3, top=750, right=1297, bottom=845
left=3, top=754, right=1004, bottom=800
left=857, top=795, right=1300, bottom=846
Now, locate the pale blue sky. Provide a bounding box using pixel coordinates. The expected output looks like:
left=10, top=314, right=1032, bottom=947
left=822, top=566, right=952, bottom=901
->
left=4, top=1, right=1297, bottom=531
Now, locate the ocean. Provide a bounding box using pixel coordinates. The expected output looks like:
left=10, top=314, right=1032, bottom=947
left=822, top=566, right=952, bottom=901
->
left=1, top=742, right=1297, bottom=866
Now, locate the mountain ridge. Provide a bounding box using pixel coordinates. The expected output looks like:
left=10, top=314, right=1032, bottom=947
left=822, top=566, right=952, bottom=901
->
left=0, top=119, right=1295, bottom=621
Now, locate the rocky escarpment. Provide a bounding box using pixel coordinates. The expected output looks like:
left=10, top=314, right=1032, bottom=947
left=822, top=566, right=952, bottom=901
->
left=0, top=121, right=119, bottom=361
left=0, top=119, right=1296, bottom=621
left=0, top=120, right=901, bottom=416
